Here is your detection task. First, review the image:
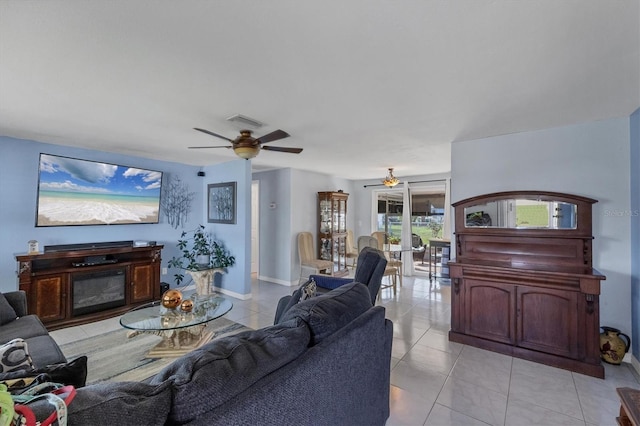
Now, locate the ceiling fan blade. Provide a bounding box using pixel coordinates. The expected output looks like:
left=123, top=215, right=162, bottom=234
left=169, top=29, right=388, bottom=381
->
left=256, top=129, right=290, bottom=145
left=188, top=146, right=232, bottom=149
left=262, top=146, right=303, bottom=154
left=193, top=128, right=234, bottom=142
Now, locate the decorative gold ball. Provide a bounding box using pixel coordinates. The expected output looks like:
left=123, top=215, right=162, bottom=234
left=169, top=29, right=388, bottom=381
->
left=180, top=299, right=194, bottom=313
left=161, top=289, right=183, bottom=309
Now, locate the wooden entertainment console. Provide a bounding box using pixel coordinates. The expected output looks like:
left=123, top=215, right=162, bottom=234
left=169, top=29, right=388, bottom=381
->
left=448, top=191, right=605, bottom=378
left=15, top=242, right=163, bottom=330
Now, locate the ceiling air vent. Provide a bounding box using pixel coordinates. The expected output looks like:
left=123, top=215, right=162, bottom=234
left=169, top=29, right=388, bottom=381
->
left=226, top=114, right=264, bottom=129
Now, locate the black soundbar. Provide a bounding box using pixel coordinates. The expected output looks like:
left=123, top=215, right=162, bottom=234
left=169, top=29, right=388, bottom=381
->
left=44, top=241, right=134, bottom=253
left=72, top=259, right=118, bottom=267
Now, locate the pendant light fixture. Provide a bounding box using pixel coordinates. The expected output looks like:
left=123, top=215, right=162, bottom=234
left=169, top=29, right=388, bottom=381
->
left=382, top=168, right=400, bottom=187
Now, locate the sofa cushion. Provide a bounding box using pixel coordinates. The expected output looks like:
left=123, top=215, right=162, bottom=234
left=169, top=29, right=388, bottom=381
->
left=278, top=282, right=373, bottom=345
left=0, top=315, right=50, bottom=344
left=21, top=335, right=67, bottom=368
left=68, top=381, right=172, bottom=426
left=0, top=338, right=34, bottom=374
left=0, top=293, right=17, bottom=325
left=149, top=318, right=310, bottom=424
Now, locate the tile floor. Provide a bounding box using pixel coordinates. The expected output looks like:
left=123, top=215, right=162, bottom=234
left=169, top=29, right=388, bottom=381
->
left=51, top=274, right=640, bottom=426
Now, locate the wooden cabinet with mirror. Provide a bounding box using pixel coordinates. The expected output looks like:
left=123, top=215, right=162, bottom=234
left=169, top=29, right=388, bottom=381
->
left=448, top=191, right=605, bottom=378
left=318, top=191, right=349, bottom=277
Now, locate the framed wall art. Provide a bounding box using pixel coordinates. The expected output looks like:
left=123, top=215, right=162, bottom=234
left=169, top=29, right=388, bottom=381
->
left=208, top=181, right=236, bottom=224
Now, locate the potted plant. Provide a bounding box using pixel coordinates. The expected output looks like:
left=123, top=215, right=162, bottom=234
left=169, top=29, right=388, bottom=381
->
left=167, top=225, right=236, bottom=285
left=388, top=235, right=401, bottom=245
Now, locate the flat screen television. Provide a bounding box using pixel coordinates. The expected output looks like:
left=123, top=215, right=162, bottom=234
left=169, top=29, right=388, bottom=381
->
left=36, top=153, right=163, bottom=227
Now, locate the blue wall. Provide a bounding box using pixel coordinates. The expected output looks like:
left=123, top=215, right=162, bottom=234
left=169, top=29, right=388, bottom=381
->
left=631, top=108, right=639, bottom=361
left=0, top=137, right=249, bottom=296
left=451, top=118, right=634, bottom=337
left=202, top=159, right=252, bottom=297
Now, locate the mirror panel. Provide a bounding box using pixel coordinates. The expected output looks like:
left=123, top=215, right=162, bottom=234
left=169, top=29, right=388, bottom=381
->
left=464, top=199, right=577, bottom=229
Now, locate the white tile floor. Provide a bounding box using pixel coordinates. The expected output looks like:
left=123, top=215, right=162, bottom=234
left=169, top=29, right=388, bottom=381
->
left=51, top=274, right=640, bottom=426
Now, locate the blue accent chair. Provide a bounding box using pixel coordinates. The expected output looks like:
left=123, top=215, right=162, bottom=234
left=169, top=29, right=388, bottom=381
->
left=274, top=247, right=387, bottom=324
left=311, top=246, right=387, bottom=304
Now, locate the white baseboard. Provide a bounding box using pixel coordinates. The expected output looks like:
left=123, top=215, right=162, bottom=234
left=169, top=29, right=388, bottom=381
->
left=257, top=275, right=297, bottom=287
left=211, top=286, right=252, bottom=300
left=180, top=282, right=252, bottom=300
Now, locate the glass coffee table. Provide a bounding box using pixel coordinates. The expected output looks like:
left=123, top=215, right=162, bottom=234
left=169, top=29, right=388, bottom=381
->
left=120, top=294, right=232, bottom=357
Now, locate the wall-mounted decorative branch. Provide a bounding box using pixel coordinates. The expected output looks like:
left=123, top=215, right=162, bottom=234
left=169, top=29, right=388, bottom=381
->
left=161, top=175, right=195, bottom=229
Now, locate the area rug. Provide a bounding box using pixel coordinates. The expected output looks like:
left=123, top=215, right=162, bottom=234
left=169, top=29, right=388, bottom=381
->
left=60, top=317, right=249, bottom=384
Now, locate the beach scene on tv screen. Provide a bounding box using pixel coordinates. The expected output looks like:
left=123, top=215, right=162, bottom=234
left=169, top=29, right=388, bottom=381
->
left=36, top=154, right=162, bottom=226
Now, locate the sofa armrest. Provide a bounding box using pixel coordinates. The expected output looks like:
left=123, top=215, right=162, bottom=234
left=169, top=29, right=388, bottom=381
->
left=4, top=291, right=28, bottom=317
left=309, top=275, right=353, bottom=291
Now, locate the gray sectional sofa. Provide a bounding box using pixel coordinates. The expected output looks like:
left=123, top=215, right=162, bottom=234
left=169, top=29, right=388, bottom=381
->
left=0, top=290, right=67, bottom=368
left=68, top=282, right=393, bottom=425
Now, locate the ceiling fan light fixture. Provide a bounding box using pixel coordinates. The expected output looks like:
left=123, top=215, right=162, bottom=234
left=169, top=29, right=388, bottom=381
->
left=234, top=145, right=259, bottom=159
left=382, top=168, right=400, bottom=187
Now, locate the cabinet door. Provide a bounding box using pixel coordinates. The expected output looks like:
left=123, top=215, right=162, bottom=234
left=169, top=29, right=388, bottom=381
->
left=333, top=235, right=347, bottom=274
left=130, top=263, right=155, bottom=303
left=33, top=275, right=66, bottom=322
left=464, top=279, right=516, bottom=345
left=338, top=198, right=346, bottom=233
left=516, top=286, right=578, bottom=358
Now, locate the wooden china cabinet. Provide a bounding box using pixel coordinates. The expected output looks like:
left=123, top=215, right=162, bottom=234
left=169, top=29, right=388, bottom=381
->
left=317, top=191, right=349, bottom=277
left=448, top=191, right=605, bottom=378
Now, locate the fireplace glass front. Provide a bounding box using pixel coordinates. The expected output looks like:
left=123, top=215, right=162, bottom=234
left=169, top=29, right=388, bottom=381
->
left=72, top=268, right=126, bottom=316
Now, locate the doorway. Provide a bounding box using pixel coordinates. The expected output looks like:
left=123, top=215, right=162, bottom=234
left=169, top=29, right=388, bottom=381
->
left=374, top=185, right=446, bottom=276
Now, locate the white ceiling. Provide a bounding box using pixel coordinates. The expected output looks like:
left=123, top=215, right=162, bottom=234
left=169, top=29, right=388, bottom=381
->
left=1, top=1, right=638, bottom=180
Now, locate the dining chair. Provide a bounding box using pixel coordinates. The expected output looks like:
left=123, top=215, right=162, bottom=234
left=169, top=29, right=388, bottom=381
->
left=411, top=233, right=426, bottom=263
left=297, top=232, right=334, bottom=282
left=371, top=232, right=402, bottom=288
left=345, top=230, right=358, bottom=268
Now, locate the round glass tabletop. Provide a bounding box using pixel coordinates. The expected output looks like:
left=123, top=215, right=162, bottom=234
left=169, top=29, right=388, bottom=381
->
left=120, top=294, right=232, bottom=332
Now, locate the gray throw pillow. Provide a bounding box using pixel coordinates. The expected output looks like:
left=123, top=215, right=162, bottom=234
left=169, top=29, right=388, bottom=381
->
left=0, top=293, right=17, bottom=325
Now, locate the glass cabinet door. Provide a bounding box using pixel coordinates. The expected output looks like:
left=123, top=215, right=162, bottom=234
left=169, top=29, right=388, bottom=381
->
left=338, top=199, right=346, bottom=233
left=333, top=235, right=347, bottom=274
left=320, top=199, right=331, bottom=233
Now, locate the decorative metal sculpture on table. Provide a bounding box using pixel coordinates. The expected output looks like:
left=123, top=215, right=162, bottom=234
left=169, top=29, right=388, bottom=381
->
left=161, top=289, right=183, bottom=309
left=150, top=289, right=204, bottom=348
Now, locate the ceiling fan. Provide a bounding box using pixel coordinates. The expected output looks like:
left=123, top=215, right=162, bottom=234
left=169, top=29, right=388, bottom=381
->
left=189, top=128, right=303, bottom=159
